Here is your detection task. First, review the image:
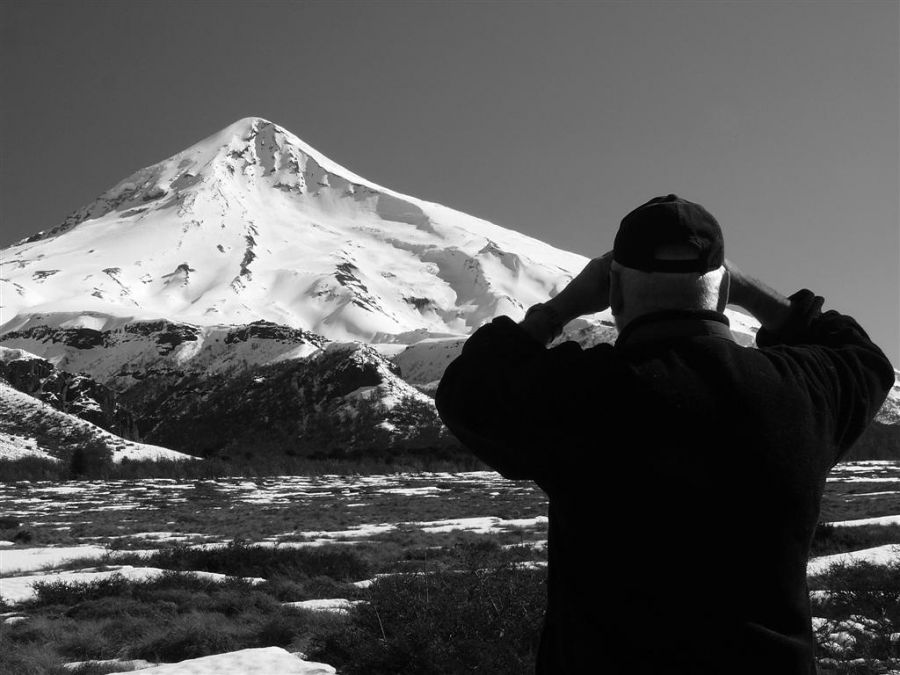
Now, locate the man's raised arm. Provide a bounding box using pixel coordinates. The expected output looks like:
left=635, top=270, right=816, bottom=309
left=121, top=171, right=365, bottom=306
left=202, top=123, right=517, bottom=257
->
left=725, top=260, right=894, bottom=460
left=518, top=252, right=614, bottom=344
left=724, top=259, right=792, bottom=333
left=435, top=253, right=616, bottom=480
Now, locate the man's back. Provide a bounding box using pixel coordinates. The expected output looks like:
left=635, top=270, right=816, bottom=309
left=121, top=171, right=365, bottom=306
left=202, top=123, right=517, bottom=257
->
left=436, top=293, right=894, bottom=673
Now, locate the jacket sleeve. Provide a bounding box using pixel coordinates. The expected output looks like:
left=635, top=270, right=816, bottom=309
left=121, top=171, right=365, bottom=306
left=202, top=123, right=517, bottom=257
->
left=756, top=289, right=895, bottom=462
left=435, top=315, right=614, bottom=481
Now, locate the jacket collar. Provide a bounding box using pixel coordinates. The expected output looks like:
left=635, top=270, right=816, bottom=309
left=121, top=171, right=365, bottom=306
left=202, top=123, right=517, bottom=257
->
left=615, top=309, right=735, bottom=350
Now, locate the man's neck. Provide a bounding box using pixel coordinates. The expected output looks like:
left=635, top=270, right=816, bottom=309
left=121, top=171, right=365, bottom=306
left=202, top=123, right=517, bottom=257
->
left=615, top=309, right=733, bottom=349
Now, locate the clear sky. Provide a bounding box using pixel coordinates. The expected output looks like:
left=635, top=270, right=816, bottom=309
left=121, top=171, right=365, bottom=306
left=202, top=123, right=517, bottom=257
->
left=2, top=0, right=898, bottom=364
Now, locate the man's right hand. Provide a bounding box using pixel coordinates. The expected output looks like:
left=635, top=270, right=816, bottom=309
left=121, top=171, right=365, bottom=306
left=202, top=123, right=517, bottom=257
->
left=548, top=251, right=614, bottom=322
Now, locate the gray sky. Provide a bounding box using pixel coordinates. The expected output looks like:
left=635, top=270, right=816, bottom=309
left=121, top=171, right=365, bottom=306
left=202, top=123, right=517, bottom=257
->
left=2, top=0, right=898, bottom=364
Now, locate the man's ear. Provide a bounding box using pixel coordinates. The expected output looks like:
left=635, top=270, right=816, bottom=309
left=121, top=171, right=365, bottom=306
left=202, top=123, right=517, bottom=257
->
left=610, top=267, right=624, bottom=316
left=717, top=270, right=730, bottom=313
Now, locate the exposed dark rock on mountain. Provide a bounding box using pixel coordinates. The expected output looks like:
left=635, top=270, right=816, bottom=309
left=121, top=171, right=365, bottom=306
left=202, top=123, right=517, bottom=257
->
left=137, top=342, right=455, bottom=460
left=0, top=349, right=137, bottom=439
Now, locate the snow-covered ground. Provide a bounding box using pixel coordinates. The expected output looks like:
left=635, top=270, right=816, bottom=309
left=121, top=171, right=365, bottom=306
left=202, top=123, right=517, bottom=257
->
left=807, top=544, right=900, bottom=576
left=826, top=514, right=900, bottom=527
left=1, top=544, right=120, bottom=575
left=104, top=647, right=335, bottom=675
left=0, top=431, right=57, bottom=462
left=284, top=598, right=364, bottom=614
left=0, top=565, right=266, bottom=605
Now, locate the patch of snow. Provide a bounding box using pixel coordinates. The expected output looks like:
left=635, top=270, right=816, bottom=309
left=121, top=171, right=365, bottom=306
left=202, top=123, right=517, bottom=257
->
left=34, top=486, right=84, bottom=495
left=379, top=486, right=446, bottom=496
left=826, top=477, right=900, bottom=483
left=807, top=544, right=900, bottom=576
left=351, top=572, right=405, bottom=589
left=64, top=658, right=156, bottom=671
left=825, top=515, right=900, bottom=527
left=845, top=491, right=900, bottom=497
left=284, top=598, right=364, bottom=614
left=0, top=545, right=113, bottom=575
left=0, top=346, right=42, bottom=363
left=297, top=523, right=397, bottom=540
left=106, top=646, right=335, bottom=674
left=413, top=515, right=548, bottom=534
left=0, top=431, right=59, bottom=462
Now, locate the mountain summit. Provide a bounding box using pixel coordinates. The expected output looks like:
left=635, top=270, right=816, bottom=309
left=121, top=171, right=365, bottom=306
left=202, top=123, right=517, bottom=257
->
left=2, top=117, right=589, bottom=342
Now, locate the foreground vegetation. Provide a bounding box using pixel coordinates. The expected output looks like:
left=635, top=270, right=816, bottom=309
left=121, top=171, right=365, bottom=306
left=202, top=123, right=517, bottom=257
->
left=809, top=560, right=900, bottom=674
left=2, top=540, right=899, bottom=673
left=2, top=463, right=898, bottom=673
left=1, top=541, right=544, bottom=675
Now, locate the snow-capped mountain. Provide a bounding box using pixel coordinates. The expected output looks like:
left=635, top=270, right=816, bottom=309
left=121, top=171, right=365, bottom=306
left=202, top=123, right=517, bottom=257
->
left=1, top=117, right=592, bottom=342
left=2, top=115, right=767, bottom=346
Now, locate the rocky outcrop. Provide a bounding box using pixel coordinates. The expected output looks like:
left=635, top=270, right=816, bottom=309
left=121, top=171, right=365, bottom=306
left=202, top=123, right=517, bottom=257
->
left=0, top=349, right=138, bottom=439
left=138, top=341, right=453, bottom=460
left=223, top=320, right=326, bottom=347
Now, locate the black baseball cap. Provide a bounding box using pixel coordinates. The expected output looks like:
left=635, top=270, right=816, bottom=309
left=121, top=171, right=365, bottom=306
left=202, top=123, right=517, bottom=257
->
left=613, top=194, right=724, bottom=273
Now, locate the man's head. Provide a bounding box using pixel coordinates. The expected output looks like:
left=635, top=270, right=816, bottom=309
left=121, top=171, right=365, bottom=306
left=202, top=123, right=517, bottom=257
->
left=610, top=194, right=729, bottom=330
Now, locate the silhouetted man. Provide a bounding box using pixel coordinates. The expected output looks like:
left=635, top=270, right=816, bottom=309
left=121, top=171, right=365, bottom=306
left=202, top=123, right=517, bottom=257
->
left=435, top=195, right=894, bottom=674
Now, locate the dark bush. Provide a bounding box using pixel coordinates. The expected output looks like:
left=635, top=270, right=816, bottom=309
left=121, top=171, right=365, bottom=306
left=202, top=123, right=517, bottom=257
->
left=0, top=635, right=69, bottom=675
left=0, top=457, right=65, bottom=481
left=810, top=559, right=900, bottom=666
left=68, top=438, right=113, bottom=479
left=312, top=543, right=546, bottom=674
left=32, top=574, right=135, bottom=606
left=136, top=541, right=371, bottom=582
left=134, top=612, right=239, bottom=662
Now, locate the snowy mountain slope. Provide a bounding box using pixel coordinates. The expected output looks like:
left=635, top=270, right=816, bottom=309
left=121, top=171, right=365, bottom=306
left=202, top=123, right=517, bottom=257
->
left=0, top=379, right=192, bottom=463
left=1, top=117, right=586, bottom=342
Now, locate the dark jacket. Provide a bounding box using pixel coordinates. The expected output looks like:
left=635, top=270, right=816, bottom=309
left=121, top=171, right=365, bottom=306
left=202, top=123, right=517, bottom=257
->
left=435, top=290, right=894, bottom=674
